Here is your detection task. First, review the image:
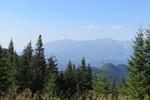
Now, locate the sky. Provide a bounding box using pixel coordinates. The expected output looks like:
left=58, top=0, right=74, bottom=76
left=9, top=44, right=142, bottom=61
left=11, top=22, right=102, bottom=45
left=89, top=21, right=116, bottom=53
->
left=0, top=0, right=150, bottom=51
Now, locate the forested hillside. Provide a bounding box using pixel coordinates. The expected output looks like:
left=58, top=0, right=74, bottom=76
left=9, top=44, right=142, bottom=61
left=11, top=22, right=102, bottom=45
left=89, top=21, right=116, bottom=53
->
left=0, top=28, right=150, bottom=100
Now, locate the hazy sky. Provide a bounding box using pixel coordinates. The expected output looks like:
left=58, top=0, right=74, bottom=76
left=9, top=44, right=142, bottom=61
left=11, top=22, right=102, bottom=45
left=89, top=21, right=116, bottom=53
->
left=0, top=0, right=150, bottom=51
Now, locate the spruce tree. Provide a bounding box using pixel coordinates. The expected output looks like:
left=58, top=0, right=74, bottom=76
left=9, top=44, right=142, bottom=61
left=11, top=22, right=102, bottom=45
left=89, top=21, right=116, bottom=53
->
left=0, top=46, right=9, bottom=95
left=44, top=73, right=57, bottom=98
left=19, top=41, right=33, bottom=91
left=44, top=55, right=58, bottom=97
left=92, top=69, right=110, bottom=99
left=118, top=74, right=126, bottom=96
left=64, top=60, right=76, bottom=98
left=7, top=39, right=18, bottom=90
left=86, top=63, right=92, bottom=90
left=30, top=35, right=46, bottom=92
left=144, top=28, right=150, bottom=96
left=76, top=66, right=82, bottom=94
left=110, top=77, right=118, bottom=99
left=127, top=28, right=150, bottom=98
left=81, top=57, right=86, bottom=72
left=72, top=64, right=76, bottom=74
left=76, top=57, right=87, bottom=94
left=46, top=55, right=58, bottom=74
left=64, top=60, right=73, bottom=79
left=58, top=71, right=66, bottom=97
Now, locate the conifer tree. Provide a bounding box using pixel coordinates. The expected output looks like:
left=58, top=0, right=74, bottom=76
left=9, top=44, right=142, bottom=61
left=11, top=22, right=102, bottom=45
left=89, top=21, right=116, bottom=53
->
left=44, top=55, right=58, bottom=97
left=0, top=46, right=9, bottom=95
left=76, top=57, right=87, bottom=94
left=72, top=64, right=76, bottom=74
left=118, top=74, right=126, bottom=96
left=144, top=28, right=150, bottom=96
left=44, top=73, right=57, bottom=98
left=58, top=71, right=66, bottom=97
left=45, top=55, right=58, bottom=75
left=92, top=69, right=110, bottom=99
left=86, top=63, right=92, bottom=90
left=127, top=29, right=149, bottom=98
left=19, top=41, right=33, bottom=90
left=64, top=60, right=76, bottom=98
left=75, top=57, right=92, bottom=95
left=81, top=57, right=86, bottom=72
left=110, top=77, right=118, bottom=99
left=64, top=60, right=73, bottom=79
left=76, top=66, right=82, bottom=94
left=7, top=39, right=18, bottom=90
left=30, top=35, right=46, bottom=92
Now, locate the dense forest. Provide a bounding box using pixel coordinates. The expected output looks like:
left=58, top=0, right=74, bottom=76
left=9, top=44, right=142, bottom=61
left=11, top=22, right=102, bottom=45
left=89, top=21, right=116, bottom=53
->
left=0, top=28, right=150, bottom=100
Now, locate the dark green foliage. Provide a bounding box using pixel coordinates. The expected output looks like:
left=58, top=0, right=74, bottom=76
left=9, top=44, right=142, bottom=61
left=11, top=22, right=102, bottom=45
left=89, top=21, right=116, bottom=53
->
left=34, top=35, right=46, bottom=73
left=46, top=55, right=58, bottom=75
left=118, top=74, right=126, bottom=96
left=86, top=63, right=92, bottom=90
left=29, top=35, right=46, bottom=92
left=144, top=29, right=150, bottom=96
left=0, top=46, right=9, bottom=95
left=92, top=69, right=110, bottom=99
left=57, top=71, right=65, bottom=97
left=63, top=60, right=76, bottom=98
left=110, top=77, right=118, bottom=99
left=76, top=57, right=87, bottom=93
left=44, top=73, right=57, bottom=98
left=44, top=55, right=58, bottom=97
left=127, top=28, right=150, bottom=98
left=7, top=39, right=19, bottom=90
left=76, top=57, right=92, bottom=94
left=18, top=41, right=33, bottom=91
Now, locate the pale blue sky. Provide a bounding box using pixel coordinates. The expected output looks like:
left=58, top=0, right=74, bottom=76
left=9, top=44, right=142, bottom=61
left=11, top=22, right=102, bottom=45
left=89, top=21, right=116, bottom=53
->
left=0, top=0, right=150, bottom=50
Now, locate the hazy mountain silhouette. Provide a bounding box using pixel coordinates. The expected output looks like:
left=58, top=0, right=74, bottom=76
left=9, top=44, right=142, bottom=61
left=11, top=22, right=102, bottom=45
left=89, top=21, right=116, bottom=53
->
left=43, top=38, right=133, bottom=70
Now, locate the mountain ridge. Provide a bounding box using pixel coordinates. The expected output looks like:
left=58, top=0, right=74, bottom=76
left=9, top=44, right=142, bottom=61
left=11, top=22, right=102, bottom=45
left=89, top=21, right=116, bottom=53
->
left=43, top=38, right=133, bottom=70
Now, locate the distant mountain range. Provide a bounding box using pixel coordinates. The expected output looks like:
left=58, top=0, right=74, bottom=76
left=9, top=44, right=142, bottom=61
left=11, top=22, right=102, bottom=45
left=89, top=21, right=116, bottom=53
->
left=43, top=38, right=133, bottom=70
left=91, top=63, right=129, bottom=82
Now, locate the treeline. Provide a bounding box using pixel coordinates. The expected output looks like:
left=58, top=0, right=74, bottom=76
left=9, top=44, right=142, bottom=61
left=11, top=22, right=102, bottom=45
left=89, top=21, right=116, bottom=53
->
left=0, top=27, right=150, bottom=100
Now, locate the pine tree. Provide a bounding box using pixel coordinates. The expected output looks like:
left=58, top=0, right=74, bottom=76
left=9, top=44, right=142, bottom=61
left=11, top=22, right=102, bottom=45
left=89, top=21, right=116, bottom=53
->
left=127, top=28, right=150, bottom=98
left=19, top=41, right=33, bottom=91
left=0, top=46, right=9, bottom=95
left=30, top=35, right=46, bottom=92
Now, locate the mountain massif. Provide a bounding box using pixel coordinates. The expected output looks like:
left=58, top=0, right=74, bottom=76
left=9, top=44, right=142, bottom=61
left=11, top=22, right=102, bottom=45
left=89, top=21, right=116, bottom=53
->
left=43, top=38, right=133, bottom=70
